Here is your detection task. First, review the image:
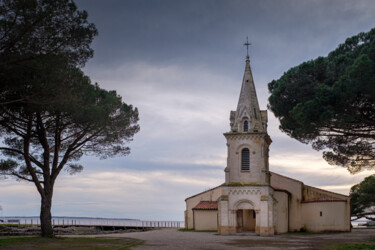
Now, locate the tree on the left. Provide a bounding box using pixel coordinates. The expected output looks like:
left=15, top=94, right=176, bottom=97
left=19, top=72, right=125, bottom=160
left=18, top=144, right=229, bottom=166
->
left=0, top=0, right=140, bottom=237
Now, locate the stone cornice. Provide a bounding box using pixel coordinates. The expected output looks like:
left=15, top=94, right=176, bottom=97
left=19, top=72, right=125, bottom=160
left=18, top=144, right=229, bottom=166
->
left=222, top=183, right=269, bottom=187
left=223, top=132, right=272, bottom=144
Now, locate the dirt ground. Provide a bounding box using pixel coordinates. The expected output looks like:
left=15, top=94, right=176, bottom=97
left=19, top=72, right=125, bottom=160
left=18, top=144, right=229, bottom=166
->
left=78, top=228, right=375, bottom=250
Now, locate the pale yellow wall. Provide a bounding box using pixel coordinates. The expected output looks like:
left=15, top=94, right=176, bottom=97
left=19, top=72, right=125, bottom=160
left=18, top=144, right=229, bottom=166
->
left=270, top=172, right=350, bottom=233
left=301, top=201, right=350, bottom=232
left=274, top=191, right=288, bottom=234
left=303, top=185, right=349, bottom=201
left=186, top=172, right=350, bottom=233
left=225, top=134, right=269, bottom=185
left=270, top=172, right=303, bottom=231
left=194, top=210, right=218, bottom=231
left=185, top=186, right=222, bottom=229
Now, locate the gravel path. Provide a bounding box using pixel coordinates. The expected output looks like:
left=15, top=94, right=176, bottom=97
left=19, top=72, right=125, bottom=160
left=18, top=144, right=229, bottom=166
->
left=85, top=228, right=375, bottom=250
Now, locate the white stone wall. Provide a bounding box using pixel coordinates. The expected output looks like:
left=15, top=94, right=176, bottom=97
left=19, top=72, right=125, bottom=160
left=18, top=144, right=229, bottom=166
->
left=273, top=191, right=289, bottom=234
left=219, top=185, right=275, bottom=236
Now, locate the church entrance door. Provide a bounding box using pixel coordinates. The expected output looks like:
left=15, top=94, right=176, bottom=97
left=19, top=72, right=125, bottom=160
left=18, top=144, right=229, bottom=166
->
left=236, top=209, right=256, bottom=232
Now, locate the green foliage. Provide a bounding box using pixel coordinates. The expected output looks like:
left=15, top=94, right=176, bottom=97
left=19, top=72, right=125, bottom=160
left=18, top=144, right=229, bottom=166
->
left=0, top=67, right=140, bottom=188
left=178, top=228, right=217, bottom=232
left=325, top=243, right=375, bottom=250
left=0, top=0, right=98, bottom=105
left=178, top=228, right=195, bottom=232
left=268, top=28, right=375, bottom=173
left=0, top=0, right=97, bottom=65
left=0, top=236, right=144, bottom=249
left=350, top=174, right=375, bottom=220
left=0, top=0, right=139, bottom=238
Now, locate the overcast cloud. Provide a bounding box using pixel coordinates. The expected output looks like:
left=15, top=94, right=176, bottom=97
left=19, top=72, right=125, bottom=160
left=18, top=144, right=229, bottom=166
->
left=1, top=0, right=375, bottom=221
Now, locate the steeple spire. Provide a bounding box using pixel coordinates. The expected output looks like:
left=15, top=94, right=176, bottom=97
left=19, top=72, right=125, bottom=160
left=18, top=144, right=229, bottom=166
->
left=229, top=39, right=267, bottom=133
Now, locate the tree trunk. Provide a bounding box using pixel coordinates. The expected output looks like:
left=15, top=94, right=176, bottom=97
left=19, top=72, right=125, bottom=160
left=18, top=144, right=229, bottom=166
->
left=40, top=195, right=54, bottom=237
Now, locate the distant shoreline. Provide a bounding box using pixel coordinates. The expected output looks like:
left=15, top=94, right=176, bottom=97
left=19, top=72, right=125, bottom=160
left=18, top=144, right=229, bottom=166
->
left=2, top=216, right=140, bottom=221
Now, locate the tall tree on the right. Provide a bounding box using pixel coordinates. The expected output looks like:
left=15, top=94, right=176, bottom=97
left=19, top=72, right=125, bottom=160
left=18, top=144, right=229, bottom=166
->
left=350, top=175, right=375, bottom=221
left=268, top=28, right=375, bottom=173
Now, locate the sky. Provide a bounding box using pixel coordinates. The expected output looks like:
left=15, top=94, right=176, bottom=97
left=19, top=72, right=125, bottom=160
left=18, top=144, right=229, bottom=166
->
left=1, top=0, right=375, bottom=221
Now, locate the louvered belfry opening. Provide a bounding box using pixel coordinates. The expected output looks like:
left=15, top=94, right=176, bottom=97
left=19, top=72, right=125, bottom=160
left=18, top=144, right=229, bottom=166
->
left=241, top=148, right=250, bottom=171
left=243, top=120, right=249, bottom=132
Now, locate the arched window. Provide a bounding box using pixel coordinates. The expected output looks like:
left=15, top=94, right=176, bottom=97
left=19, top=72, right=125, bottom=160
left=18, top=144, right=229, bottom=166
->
left=243, top=120, right=249, bottom=132
left=241, top=148, right=250, bottom=171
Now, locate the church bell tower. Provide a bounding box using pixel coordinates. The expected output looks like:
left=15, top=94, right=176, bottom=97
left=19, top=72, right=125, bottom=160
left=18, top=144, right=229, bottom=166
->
left=218, top=40, right=275, bottom=236
left=224, top=41, right=271, bottom=186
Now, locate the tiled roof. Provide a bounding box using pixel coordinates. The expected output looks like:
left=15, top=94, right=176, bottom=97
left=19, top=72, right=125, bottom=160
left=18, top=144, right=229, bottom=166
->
left=192, top=201, right=218, bottom=210
left=302, top=196, right=346, bottom=203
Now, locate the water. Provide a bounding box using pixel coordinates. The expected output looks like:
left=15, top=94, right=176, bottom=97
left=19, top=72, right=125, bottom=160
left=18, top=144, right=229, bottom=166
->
left=2, top=216, right=184, bottom=228
left=351, top=217, right=371, bottom=228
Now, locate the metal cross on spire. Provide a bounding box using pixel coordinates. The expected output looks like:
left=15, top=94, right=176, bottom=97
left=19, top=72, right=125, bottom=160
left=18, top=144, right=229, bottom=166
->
left=244, top=36, right=251, bottom=57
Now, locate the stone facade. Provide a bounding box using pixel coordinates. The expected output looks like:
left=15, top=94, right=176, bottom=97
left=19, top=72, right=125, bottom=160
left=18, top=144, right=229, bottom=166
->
left=184, top=54, right=350, bottom=235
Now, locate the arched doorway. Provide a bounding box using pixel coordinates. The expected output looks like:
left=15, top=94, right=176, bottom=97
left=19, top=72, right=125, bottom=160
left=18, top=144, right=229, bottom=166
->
left=236, top=209, right=256, bottom=232
left=235, top=200, right=256, bottom=233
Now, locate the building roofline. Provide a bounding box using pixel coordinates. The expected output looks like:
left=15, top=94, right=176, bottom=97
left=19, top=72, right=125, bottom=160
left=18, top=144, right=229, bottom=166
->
left=184, top=185, right=222, bottom=201
left=272, top=187, right=291, bottom=195
left=270, top=171, right=349, bottom=198
left=270, top=171, right=303, bottom=184
left=304, top=184, right=349, bottom=198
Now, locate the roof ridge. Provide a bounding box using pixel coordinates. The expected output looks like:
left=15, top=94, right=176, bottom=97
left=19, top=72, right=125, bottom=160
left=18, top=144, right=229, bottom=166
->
left=184, top=185, right=222, bottom=201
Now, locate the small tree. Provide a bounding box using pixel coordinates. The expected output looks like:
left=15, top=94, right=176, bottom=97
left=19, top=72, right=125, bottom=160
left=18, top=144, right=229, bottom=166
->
left=268, top=28, right=375, bottom=173
left=350, top=175, right=375, bottom=221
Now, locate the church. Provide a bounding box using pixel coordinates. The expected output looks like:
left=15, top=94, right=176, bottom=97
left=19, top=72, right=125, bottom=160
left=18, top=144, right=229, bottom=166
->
left=184, top=49, right=351, bottom=236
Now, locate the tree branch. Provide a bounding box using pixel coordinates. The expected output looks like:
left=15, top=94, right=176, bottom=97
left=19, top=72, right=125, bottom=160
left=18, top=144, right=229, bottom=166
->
left=36, top=112, right=50, bottom=170
left=0, top=147, right=44, bottom=169
left=23, top=114, right=45, bottom=198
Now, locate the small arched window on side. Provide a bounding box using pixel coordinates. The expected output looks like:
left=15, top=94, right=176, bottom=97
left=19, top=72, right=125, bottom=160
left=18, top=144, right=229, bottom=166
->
left=243, top=120, right=249, bottom=132
left=241, top=148, right=250, bottom=171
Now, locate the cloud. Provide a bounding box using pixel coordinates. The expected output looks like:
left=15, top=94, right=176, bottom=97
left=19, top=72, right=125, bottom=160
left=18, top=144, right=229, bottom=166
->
left=270, top=151, right=372, bottom=195
left=0, top=160, right=224, bottom=220
left=2, top=0, right=375, bottom=221
left=52, top=167, right=223, bottom=220
left=81, top=62, right=237, bottom=169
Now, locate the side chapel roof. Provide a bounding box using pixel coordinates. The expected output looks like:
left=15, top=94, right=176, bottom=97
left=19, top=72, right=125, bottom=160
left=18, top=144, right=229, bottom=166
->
left=192, top=201, right=218, bottom=210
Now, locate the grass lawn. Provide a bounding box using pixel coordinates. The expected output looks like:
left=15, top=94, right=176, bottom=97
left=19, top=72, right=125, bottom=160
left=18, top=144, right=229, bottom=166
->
left=324, top=238, right=375, bottom=250
left=178, top=228, right=217, bottom=233
left=0, top=236, right=144, bottom=249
